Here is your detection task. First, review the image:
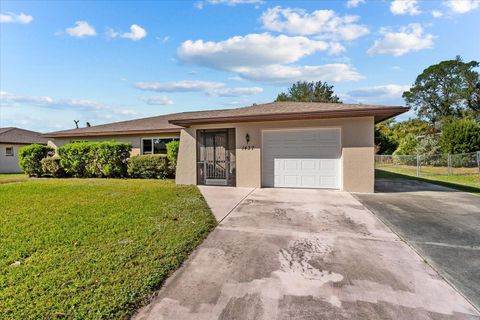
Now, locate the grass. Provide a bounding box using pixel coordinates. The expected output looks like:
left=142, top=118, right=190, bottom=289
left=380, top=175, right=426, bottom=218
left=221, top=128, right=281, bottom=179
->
left=0, top=179, right=217, bottom=319
left=0, top=173, right=29, bottom=184
left=376, top=167, right=480, bottom=195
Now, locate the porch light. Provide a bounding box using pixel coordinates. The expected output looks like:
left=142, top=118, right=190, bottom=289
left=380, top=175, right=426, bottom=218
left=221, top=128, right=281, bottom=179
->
left=245, top=133, right=250, bottom=144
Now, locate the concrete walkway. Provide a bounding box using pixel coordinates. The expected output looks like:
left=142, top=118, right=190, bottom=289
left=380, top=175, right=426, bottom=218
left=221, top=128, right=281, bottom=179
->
left=135, top=188, right=479, bottom=320
left=198, top=186, right=255, bottom=221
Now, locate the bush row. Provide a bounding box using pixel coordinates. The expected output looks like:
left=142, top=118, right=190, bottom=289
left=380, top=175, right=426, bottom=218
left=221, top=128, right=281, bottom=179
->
left=57, top=142, right=132, bottom=178
left=18, top=141, right=179, bottom=179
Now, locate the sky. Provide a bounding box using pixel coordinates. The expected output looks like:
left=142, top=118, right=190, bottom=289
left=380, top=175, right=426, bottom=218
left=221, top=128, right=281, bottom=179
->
left=0, top=0, right=479, bottom=132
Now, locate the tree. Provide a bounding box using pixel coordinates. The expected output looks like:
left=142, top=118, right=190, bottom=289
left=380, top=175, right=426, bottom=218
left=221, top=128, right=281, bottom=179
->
left=276, top=81, right=342, bottom=103
left=439, top=117, right=480, bottom=154
left=375, top=118, right=433, bottom=154
left=403, top=56, right=480, bottom=124
left=375, top=119, right=398, bottom=154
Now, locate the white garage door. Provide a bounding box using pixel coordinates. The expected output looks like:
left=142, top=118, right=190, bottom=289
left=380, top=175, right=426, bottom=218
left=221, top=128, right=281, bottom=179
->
left=262, top=128, right=341, bottom=189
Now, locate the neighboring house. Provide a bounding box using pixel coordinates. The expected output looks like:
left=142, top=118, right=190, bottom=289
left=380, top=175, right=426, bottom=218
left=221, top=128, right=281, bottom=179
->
left=0, top=127, right=48, bottom=173
left=46, top=102, right=408, bottom=192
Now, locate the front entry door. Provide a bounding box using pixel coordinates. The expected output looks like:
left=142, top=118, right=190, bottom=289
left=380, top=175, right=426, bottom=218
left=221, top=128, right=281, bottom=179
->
left=203, top=131, right=229, bottom=185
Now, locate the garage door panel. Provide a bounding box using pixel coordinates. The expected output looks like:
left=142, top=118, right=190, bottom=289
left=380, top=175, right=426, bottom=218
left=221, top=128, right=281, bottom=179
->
left=300, top=159, right=316, bottom=170
left=263, top=129, right=341, bottom=189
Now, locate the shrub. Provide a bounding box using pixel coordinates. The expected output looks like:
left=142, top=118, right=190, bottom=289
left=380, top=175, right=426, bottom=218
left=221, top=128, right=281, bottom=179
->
left=41, top=156, right=65, bottom=178
left=58, top=142, right=131, bottom=178
left=439, top=117, right=480, bottom=154
left=393, top=134, right=418, bottom=155
left=18, top=144, right=53, bottom=177
left=127, top=155, right=170, bottom=179
left=58, top=142, right=93, bottom=177
left=166, top=140, right=180, bottom=172
left=94, top=142, right=132, bottom=177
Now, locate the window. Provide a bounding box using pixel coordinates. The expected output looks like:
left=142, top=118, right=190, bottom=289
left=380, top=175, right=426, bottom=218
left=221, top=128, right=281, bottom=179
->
left=5, top=147, right=14, bottom=156
left=142, top=138, right=178, bottom=155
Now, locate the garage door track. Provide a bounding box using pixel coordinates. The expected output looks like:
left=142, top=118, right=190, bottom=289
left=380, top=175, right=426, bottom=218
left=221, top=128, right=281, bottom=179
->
left=135, top=188, right=478, bottom=320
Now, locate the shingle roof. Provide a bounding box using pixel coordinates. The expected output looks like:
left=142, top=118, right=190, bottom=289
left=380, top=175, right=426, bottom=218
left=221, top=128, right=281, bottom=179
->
left=44, top=113, right=185, bottom=138
left=168, top=101, right=408, bottom=126
left=45, top=102, right=408, bottom=138
left=0, top=127, right=48, bottom=144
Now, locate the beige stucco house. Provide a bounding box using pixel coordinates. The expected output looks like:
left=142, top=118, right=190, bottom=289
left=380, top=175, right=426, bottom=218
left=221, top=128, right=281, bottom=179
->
left=0, top=127, right=48, bottom=173
left=46, top=102, right=408, bottom=192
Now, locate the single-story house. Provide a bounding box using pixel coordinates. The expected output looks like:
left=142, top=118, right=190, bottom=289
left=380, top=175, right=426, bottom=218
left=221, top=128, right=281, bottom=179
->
left=0, top=127, right=49, bottom=173
left=45, top=102, right=408, bottom=192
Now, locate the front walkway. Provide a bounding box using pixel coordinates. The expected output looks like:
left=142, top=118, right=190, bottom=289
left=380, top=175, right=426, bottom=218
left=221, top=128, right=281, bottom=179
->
left=135, top=188, right=479, bottom=320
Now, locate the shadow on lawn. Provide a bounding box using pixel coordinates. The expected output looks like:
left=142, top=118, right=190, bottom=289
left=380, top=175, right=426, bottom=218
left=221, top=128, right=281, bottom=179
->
left=375, top=169, right=480, bottom=195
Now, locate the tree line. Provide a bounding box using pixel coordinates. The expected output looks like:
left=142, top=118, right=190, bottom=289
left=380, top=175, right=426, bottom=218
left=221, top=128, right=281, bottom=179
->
left=275, top=56, right=480, bottom=155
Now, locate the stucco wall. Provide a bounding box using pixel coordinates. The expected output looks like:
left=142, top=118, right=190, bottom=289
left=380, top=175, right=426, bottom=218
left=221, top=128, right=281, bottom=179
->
left=48, top=133, right=180, bottom=156
left=0, top=143, right=26, bottom=173
left=175, top=117, right=375, bottom=193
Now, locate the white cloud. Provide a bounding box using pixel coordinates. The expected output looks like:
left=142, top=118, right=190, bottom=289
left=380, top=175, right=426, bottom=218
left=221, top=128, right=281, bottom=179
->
left=444, top=0, right=480, bottom=13
left=121, top=24, right=147, bottom=41
left=235, top=64, right=364, bottom=84
left=390, top=0, right=421, bottom=15
left=135, top=80, right=263, bottom=97
left=260, top=6, right=369, bottom=40
left=207, top=87, right=263, bottom=97
left=0, top=12, right=33, bottom=24
left=65, top=21, right=96, bottom=38
left=347, top=0, right=365, bottom=8
left=107, top=24, right=147, bottom=41
left=135, top=80, right=224, bottom=92
left=0, top=91, right=135, bottom=116
left=177, top=33, right=363, bottom=84
left=105, top=28, right=119, bottom=38
left=431, top=10, right=443, bottom=17
left=140, top=96, right=174, bottom=105
left=348, top=84, right=410, bottom=100
left=367, top=24, right=434, bottom=56
left=195, top=0, right=263, bottom=8
left=178, top=33, right=335, bottom=71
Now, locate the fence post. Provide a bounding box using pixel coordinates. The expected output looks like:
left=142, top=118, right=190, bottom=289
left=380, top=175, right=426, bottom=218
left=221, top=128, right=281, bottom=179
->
left=477, top=151, right=480, bottom=174
left=416, top=154, right=420, bottom=177
left=447, top=153, right=452, bottom=175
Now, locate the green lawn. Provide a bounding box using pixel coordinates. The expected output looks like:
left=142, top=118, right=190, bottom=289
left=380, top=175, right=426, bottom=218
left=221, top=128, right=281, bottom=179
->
left=0, top=173, right=29, bottom=184
left=0, top=179, right=217, bottom=319
left=376, top=168, right=480, bottom=195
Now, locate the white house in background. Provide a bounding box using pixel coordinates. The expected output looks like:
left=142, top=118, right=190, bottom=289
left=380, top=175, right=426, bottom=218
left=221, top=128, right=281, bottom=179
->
left=0, top=127, right=48, bottom=173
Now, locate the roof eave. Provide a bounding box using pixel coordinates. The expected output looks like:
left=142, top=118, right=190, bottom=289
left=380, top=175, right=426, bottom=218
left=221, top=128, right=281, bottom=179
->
left=43, top=128, right=182, bottom=138
left=168, top=107, right=409, bottom=127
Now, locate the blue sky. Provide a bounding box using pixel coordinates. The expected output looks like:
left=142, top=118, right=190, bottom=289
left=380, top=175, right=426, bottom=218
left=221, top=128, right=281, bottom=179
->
left=1, top=0, right=479, bottom=132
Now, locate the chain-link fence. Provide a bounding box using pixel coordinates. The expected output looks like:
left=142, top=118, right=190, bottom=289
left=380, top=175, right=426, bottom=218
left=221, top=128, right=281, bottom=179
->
left=375, top=151, right=480, bottom=176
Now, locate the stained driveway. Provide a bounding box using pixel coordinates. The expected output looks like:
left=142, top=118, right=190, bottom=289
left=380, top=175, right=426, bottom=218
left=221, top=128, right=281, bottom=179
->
left=135, top=188, right=478, bottom=320
left=355, top=179, right=480, bottom=311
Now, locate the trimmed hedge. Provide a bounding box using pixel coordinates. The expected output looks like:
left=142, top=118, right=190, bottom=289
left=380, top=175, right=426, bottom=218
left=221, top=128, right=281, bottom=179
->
left=58, top=142, right=132, bottom=178
left=127, top=155, right=171, bottom=179
left=166, top=140, right=180, bottom=171
left=41, top=156, right=65, bottom=178
left=18, top=144, right=54, bottom=177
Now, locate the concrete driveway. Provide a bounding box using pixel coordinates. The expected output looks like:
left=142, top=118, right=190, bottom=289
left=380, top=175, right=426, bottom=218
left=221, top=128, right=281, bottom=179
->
left=135, top=188, right=479, bottom=320
left=355, top=179, right=480, bottom=311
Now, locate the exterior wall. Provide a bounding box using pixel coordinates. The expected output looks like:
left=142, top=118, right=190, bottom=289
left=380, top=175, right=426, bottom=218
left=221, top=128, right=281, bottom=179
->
left=0, top=143, right=27, bottom=173
left=48, top=133, right=180, bottom=156
left=175, top=128, right=197, bottom=185
left=175, top=116, right=375, bottom=193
